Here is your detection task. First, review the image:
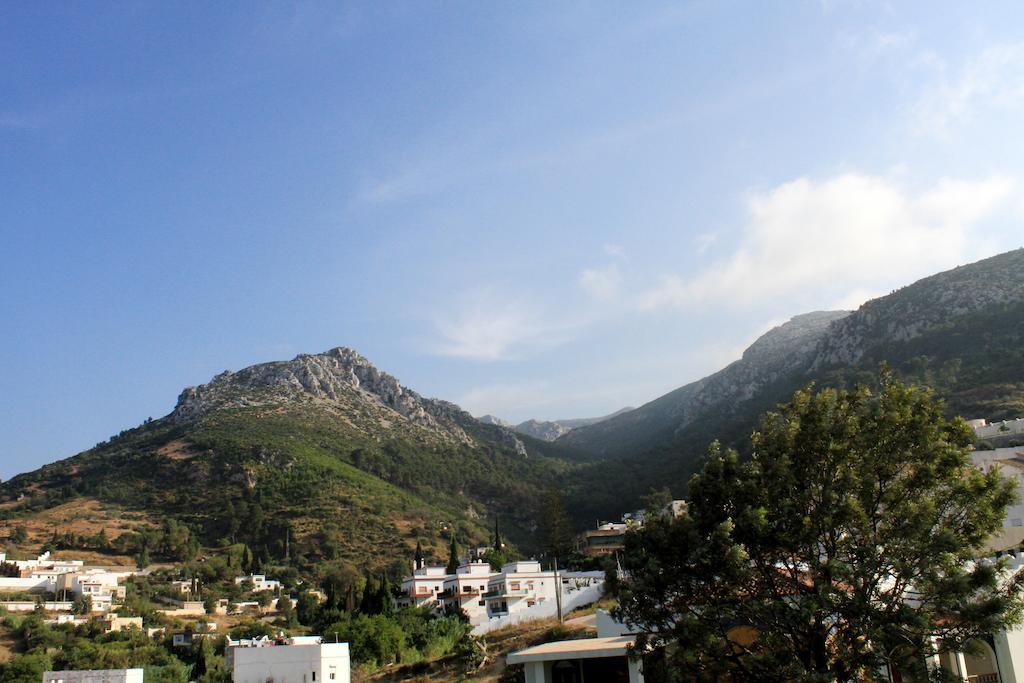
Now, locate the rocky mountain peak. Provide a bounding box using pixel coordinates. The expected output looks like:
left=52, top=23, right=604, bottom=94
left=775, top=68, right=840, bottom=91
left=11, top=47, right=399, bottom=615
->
left=812, top=249, right=1024, bottom=369
left=170, top=347, right=474, bottom=445
left=742, top=311, right=851, bottom=364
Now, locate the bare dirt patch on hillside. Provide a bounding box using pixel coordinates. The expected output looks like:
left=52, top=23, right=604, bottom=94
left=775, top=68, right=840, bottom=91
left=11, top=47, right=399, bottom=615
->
left=4, top=498, right=155, bottom=562
left=157, top=440, right=196, bottom=461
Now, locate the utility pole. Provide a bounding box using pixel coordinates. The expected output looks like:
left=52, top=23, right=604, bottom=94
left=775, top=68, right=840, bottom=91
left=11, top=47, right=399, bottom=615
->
left=554, top=554, right=563, bottom=623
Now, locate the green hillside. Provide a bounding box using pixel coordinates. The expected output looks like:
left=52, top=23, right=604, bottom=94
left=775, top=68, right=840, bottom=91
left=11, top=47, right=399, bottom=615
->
left=561, top=249, right=1024, bottom=523
left=0, top=353, right=577, bottom=576
left=5, top=251, right=1024, bottom=566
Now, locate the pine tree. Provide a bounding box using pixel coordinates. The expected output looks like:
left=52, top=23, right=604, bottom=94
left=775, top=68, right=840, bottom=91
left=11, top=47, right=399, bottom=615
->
left=612, top=372, right=1024, bottom=681
left=493, top=517, right=502, bottom=551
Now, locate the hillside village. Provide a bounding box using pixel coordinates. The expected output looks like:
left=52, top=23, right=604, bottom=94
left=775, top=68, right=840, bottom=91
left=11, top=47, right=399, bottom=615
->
left=4, top=414, right=1024, bottom=682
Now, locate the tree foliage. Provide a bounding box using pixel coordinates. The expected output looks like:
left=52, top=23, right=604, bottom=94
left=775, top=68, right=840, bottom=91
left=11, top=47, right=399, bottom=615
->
left=612, top=373, right=1024, bottom=682
left=538, top=485, right=574, bottom=566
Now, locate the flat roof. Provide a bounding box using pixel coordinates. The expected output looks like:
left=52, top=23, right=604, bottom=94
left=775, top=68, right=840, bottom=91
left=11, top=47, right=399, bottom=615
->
left=507, top=636, right=635, bottom=663
left=983, top=527, right=1024, bottom=554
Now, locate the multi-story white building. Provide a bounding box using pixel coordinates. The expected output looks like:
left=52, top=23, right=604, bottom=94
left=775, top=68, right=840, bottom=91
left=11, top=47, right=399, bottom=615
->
left=233, top=574, right=281, bottom=593
left=439, top=561, right=495, bottom=624
left=483, top=561, right=558, bottom=619
left=227, top=636, right=350, bottom=683
left=396, top=565, right=449, bottom=610
left=42, top=669, right=144, bottom=683
left=53, top=570, right=130, bottom=612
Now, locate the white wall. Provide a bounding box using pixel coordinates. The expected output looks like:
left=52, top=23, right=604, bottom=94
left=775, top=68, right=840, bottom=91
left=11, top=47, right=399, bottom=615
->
left=473, top=576, right=605, bottom=635
left=232, top=642, right=350, bottom=683
left=0, top=577, right=54, bottom=593
left=43, top=669, right=143, bottom=683
left=971, top=448, right=1024, bottom=527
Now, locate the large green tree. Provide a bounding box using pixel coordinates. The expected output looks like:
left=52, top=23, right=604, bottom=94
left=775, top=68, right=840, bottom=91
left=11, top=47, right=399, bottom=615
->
left=538, top=485, right=574, bottom=567
left=612, top=373, right=1024, bottom=682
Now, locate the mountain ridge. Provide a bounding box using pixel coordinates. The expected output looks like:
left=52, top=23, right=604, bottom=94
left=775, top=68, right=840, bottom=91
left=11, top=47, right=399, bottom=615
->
left=4, top=249, right=1024, bottom=565
left=476, top=407, right=635, bottom=441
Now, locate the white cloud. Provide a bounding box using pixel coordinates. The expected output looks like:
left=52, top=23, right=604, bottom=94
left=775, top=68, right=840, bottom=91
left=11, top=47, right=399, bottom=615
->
left=430, top=292, right=579, bottom=361
left=694, top=231, right=718, bottom=254
left=579, top=264, right=622, bottom=301
left=912, top=43, right=1024, bottom=137
left=640, top=173, right=1014, bottom=312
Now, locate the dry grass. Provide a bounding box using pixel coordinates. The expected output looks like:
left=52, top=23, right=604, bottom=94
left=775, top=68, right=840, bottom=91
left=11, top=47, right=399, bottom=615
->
left=156, top=440, right=197, bottom=461
left=360, top=617, right=594, bottom=683
left=3, top=498, right=155, bottom=564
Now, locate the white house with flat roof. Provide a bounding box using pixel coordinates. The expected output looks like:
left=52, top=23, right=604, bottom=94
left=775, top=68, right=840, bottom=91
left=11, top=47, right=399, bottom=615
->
left=42, top=669, right=144, bottom=683
left=508, top=610, right=642, bottom=683
left=439, top=561, right=495, bottom=624
left=228, top=636, right=349, bottom=683
left=396, top=565, right=450, bottom=610
left=234, top=574, right=281, bottom=592
left=2, top=552, right=84, bottom=576
left=972, top=417, right=1024, bottom=441
left=483, top=561, right=554, bottom=619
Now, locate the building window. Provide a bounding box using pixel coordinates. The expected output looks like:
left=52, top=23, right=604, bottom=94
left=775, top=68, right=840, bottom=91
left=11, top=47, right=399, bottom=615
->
left=1014, top=519, right=1023, bottom=527
left=312, top=672, right=316, bottom=681
left=330, top=675, right=335, bottom=680
left=478, top=600, right=485, bottom=606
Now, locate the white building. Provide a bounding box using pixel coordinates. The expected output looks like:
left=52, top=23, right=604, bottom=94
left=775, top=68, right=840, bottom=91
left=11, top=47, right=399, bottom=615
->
left=439, top=561, right=496, bottom=624
left=234, top=574, right=281, bottom=593
left=483, top=561, right=558, bottom=619
left=396, top=565, right=450, bottom=610
left=508, top=610, right=643, bottom=683
left=228, top=636, right=350, bottom=683
left=970, top=447, right=1024, bottom=527
left=2, top=552, right=84, bottom=576
left=52, top=570, right=130, bottom=612
left=42, top=669, right=144, bottom=683
left=971, top=417, right=1024, bottom=441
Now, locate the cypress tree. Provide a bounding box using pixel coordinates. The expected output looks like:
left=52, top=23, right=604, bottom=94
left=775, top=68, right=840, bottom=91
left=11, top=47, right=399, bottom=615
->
left=378, top=574, right=393, bottom=615
left=493, top=517, right=502, bottom=551
left=446, top=535, right=459, bottom=573
left=359, top=573, right=378, bottom=614
left=414, top=540, right=424, bottom=570
left=345, top=583, right=356, bottom=614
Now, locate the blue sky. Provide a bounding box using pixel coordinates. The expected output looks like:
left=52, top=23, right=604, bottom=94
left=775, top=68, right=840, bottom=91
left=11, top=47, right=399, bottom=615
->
left=3, top=2, right=1024, bottom=478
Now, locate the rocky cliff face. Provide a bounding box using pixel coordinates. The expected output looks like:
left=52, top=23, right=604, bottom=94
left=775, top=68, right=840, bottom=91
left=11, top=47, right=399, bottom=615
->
left=509, top=408, right=636, bottom=441
left=561, top=249, right=1024, bottom=462
left=172, top=347, right=475, bottom=445
left=557, top=310, right=850, bottom=457
left=811, top=249, right=1024, bottom=369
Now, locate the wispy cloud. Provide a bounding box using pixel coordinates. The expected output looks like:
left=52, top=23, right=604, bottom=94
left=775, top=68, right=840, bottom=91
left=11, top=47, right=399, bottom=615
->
left=912, top=43, right=1024, bottom=137
left=640, top=172, right=1014, bottom=312
left=429, top=290, right=581, bottom=361
left=578, top=264, right=622, bottom=302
